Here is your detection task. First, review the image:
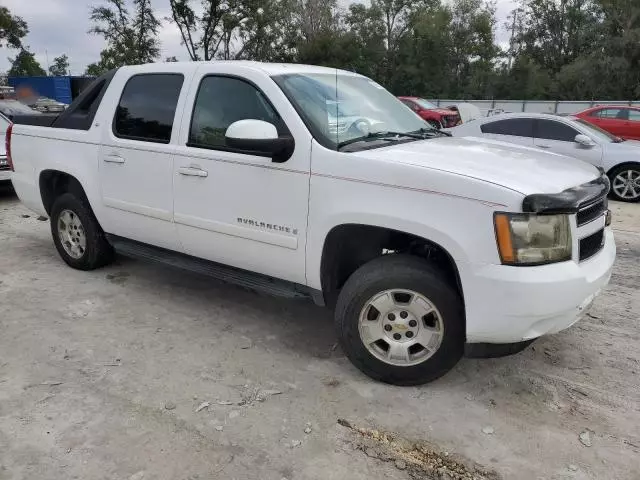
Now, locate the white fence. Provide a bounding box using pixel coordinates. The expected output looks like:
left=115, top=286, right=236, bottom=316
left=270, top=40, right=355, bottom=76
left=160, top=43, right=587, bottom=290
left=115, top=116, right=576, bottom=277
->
left=428, top=99, right=640, bottom=116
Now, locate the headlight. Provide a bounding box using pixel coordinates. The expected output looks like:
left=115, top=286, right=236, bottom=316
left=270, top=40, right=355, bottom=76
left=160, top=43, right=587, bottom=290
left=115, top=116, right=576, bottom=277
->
left=494, top=213, right=572, bottom=265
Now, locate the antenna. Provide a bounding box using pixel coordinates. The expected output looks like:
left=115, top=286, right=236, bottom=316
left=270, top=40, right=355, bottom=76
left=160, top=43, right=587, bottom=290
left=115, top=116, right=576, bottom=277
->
left=335, top=67, right=339, bottom=147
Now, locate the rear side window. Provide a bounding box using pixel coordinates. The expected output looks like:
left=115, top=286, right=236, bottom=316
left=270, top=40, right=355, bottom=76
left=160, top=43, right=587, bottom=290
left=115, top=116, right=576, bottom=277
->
left=188, top=75, right=284, bottom=150
left=480, top=118, right=534, bottom=137
left=535, top=119, right=579, bottom=142
left=113, top=74, right=184, bottom=143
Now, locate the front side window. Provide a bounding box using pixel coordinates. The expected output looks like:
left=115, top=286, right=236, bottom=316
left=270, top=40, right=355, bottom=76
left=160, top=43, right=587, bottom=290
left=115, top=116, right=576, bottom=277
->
left=573, top=118, right=618, bottom=142
left=273, top=73, right=429, bottom=150
left=480, top=118, right=534, bottom=137
left=113, top=74, right=184, bottom=143
left=596, top=108, right=627, bottom=120
left=189, top=76, right=283, bottom=150
left=535, top=119, right=579, bottom=142
left=628, top=110, right=640, bottom=121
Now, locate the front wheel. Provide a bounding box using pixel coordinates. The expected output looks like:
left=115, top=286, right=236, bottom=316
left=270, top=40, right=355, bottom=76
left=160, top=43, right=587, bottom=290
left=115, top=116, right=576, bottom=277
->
left=608, top=164, right=640, bottom=202
left=335, top=255, right=465, bottom=385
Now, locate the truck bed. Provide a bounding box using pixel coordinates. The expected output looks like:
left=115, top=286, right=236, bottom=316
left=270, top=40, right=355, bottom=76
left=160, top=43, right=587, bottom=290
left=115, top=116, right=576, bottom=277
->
left=12, top=114, right=59, bottom=127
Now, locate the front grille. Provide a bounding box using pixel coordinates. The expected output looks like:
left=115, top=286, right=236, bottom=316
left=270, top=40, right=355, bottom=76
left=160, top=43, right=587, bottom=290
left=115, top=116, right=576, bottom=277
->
left=579, top=229, right=605, bottom=261
left=577, top=199, right=607, bottom=226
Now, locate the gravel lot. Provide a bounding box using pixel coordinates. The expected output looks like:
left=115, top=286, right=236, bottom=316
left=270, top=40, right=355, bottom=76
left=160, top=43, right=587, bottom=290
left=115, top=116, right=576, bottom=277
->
left=1, top=184, right=639, bottom=480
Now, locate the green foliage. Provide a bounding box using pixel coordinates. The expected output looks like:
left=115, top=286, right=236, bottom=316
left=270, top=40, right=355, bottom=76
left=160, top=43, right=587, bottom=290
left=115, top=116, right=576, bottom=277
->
left=84, top=0, right=639, bottom=100
left=88, top=0, right=160, bottom=73
left=49, top=54, right=70, bottom=76
left=0, top=6, right=28, bottom=49
left=8, top=49, right=46, bottom=77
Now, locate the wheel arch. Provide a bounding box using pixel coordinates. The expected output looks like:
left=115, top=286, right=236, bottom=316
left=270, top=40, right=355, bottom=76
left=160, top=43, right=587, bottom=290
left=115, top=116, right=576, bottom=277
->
left=606, top=161, right=640, bottom=178
left=39, top=170, right=92, bottom=216
left=319, top=223, right=465, bottom=309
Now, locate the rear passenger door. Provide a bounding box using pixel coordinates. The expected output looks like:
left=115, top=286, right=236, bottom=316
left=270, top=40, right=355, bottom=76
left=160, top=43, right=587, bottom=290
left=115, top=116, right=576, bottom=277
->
left=533, top=119, right=603, bottom=167
left=479, top=118, right=534, bottom=147
left=98, top=73, right=186, bottom=250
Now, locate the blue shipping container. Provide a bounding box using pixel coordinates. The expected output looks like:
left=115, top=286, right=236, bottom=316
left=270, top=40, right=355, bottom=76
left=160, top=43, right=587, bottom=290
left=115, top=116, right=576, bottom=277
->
left=8, top=76, right=72, bottom=104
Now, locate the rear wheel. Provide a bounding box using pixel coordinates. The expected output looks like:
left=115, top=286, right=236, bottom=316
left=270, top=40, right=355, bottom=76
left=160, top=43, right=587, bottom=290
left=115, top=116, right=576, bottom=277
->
left=335, top=255, right=464, bottom=385
left=608, top=164, right=640, bottom=202
left=50, top=193, right=114, bottom=270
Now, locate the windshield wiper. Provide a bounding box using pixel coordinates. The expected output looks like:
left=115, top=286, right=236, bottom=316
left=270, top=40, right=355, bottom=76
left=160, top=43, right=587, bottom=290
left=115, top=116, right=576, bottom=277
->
left=337, top=130, right=431, bottom=150
left=414, top=127, right=452, bottom=137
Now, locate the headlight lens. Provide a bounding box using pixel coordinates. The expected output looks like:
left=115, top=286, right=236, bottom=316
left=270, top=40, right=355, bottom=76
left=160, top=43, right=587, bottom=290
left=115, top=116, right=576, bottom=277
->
left=494, top=213, right=572, bottom=265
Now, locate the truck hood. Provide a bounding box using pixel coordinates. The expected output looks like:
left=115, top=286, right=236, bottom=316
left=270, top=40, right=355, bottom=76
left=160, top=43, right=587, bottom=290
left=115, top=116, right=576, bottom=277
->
left=353, top=136, right=600, bottom=195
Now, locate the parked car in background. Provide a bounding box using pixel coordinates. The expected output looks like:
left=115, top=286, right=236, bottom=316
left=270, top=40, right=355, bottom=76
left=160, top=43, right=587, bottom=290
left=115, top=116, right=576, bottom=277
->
left=0, top=99, right=40, bottom=119
left=448, top=113, right=640, bottom=202
left=30, top=97, right=68, bottom=113
left=0, top=112, right=11, bottom=183
left=574, top=106, right=640, bottom=141
left=398, top=96, right=461, bottom=129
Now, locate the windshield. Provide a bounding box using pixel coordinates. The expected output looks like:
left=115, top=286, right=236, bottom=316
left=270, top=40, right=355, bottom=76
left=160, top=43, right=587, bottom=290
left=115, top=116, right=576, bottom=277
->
left=415, top=99, right=438, bottom=110
left=572, top=117, right=621, bottom=143
left=273, top=73, right=429, bottom=150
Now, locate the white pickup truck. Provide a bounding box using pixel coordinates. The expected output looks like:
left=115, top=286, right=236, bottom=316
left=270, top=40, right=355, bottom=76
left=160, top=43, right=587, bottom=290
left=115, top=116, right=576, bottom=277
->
left=6, top=62, right=615, bottom=385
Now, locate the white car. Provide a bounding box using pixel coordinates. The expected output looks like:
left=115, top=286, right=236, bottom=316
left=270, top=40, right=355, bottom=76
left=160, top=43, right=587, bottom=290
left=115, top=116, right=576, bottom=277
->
left=0, top=112, right=11, bottom=183
left=7, top=62, right=615, bottom=385
left=448, top=112, right=640, bottom=202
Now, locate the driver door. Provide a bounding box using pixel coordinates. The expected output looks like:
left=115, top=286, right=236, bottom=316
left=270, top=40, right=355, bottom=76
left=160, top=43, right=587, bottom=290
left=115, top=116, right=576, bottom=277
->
left=172, top=69, right=311, bottom=284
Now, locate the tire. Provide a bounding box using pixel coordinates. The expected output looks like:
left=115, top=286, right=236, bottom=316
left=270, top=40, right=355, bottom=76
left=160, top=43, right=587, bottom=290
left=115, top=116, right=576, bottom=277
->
left=335, top=254, right=465, bottom=386
left=427, top=120, right=442, bottom=129
left=608, top=164, right=640, bottom=203
left=50, top=192, right=114, bottom=270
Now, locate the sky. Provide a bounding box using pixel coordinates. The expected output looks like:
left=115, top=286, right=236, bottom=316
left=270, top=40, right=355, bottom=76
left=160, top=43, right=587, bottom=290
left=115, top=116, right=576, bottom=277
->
left=0, top=0, right=516, bottom=75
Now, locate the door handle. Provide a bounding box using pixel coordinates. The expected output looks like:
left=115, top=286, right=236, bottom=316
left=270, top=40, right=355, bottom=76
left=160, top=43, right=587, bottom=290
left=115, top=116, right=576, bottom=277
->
left=178, top=166, right=208, bottom=178
left=537, top=144, right=551, bottom=149
left=104, top=154, right=125, bottom=164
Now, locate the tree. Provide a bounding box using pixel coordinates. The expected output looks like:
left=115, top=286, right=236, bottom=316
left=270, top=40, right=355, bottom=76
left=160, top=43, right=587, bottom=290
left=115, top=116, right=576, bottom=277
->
left=49, top=54, right=70, bottom=76
left=165, top=56, right=179, bottom=62
left=168, top=0, right=231, bottom=61
left=89, top=0, right=160, bottom=69
left=0, top=6, right=28, bottom=49
left=8, top=49, right=46, bottom=77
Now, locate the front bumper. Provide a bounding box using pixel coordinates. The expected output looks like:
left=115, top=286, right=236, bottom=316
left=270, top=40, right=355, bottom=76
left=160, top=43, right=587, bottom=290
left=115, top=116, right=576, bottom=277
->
left=464, top=228, right=615, bottom=343
left=0, top=169, right=11, bottom=182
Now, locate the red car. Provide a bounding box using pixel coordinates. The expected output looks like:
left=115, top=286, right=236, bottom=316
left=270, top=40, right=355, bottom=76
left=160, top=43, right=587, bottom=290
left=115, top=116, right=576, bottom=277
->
left=574, top=105, right=640, bottom=140
left=398, top=96, right=461, bottom=129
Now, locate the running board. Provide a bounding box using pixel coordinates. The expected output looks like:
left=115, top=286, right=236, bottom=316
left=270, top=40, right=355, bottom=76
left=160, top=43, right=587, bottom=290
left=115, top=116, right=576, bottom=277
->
left=106, top=235, right=316, bottom=301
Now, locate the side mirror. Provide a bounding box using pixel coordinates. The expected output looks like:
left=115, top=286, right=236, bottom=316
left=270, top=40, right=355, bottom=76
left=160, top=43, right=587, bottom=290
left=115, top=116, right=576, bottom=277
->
left=575, top=134, right=595, bottom=148
left=225, top=119, right=294, bottom=163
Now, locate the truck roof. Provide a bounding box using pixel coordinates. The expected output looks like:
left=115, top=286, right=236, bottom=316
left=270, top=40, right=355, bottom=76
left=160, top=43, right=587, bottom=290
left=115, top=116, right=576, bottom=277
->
left=116, top=61, right=362, bottom=77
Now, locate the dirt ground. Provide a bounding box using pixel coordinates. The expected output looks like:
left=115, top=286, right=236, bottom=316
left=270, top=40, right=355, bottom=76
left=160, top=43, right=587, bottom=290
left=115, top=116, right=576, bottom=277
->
left=0, top=184, right=638, bottom=480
